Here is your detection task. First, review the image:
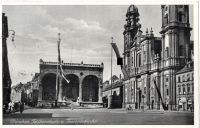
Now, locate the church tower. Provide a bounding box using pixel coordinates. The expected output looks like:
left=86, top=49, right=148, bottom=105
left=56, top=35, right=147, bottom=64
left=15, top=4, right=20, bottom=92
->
left=123, top=5, right=140, bottom=76
left=160, top=5, right=192, bottom=110
left=160, top=5, right=192, bottom=67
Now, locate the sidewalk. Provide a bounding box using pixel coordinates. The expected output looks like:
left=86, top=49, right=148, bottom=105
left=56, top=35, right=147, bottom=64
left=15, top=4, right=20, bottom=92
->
left=3, top=113, right=52, bottom=118
left=4, top=106, right=194, bottom=116
left=126, top=109, right=194, bottom=114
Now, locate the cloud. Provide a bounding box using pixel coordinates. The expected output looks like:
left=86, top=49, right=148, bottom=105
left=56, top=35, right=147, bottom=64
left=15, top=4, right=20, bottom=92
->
left=5, top=5, right=193, bottom=85
left=4, top=5, right=115, bottom=85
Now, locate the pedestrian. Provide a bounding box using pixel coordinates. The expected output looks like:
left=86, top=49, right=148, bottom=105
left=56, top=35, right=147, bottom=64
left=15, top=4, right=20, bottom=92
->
left=20, top=102, right=24, bottom=114
left=190, top=106, right=193, bottom=112
left=3, top=104, right=6, bottom=114
left=11, top=101, right=15, bottom=113
left=8, top=101, right=12, bottom=113
left=70, top=101, right=73, bottom=110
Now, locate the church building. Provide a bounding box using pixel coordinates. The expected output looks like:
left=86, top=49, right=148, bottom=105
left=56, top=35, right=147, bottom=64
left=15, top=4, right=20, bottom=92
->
left=123, top=5, right=193, bottom=111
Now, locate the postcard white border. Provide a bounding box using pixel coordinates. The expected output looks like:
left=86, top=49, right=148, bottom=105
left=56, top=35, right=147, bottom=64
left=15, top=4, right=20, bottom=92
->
left=0, top=0, right=199, bottom=128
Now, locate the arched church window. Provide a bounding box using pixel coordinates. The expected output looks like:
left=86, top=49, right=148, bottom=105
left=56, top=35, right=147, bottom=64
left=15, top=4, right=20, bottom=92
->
left=178, top=45, right=183, bottom=56
left=178, top=12, right=182, bottom=22
left=138, top=54, right=141, bottom=66
left=165, top=47, right=169, bottom=58
left=166, top=89, right=169, bottom=95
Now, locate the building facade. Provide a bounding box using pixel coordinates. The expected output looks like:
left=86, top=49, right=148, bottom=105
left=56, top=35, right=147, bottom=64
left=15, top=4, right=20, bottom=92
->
left=2, top=13, right=12, bottom=106
left=102, top=75, right=123, bottom=108
left=29, top=73, right=40, bottom=106
left=11, top=73, right=40, bottom=106
left=11, top=85, right=22, bottom=103
left=38, top=59, right=104, bottom=107
left=176, top=61, right=194, bottom=111
left=123, top=5, right=193, bottom=111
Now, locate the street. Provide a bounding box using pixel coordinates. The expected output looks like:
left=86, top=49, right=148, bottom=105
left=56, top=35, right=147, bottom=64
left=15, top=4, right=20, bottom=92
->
left=3, top=108, right=194, bottom=125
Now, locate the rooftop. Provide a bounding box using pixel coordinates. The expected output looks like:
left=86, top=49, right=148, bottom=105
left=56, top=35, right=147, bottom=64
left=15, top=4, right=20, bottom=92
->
left=176, top=61, right=194, bottom=75
left=40, top=59, right=104, bottom=68
left=103, top=81, right=123, bottom=92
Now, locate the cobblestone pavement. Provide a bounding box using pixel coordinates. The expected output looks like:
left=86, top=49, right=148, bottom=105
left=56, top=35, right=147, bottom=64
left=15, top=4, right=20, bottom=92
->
left=3, top=108, right=194, bottom=125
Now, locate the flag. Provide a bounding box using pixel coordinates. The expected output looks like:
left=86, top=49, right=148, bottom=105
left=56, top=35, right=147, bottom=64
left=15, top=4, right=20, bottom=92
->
left=57, top=33, right=70, bottom=84
left=111, top=42, right=128, bottom=78
left=60, top=64, right=70, bottom=83
left=111, top=43, right=121, bottom=58
left=117, top=58, right=123, bottom=65
left=111, top=42, right=123, bottom=65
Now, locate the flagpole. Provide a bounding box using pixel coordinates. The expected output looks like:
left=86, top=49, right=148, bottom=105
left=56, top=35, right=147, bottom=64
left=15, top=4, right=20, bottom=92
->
left=108, top=37, right=113, bottom=109
left=111, top=37, right=113, bottom=97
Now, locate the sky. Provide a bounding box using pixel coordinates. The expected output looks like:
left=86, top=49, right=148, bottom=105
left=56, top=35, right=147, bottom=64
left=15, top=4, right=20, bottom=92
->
left=3, top=5, right=193, bottom=86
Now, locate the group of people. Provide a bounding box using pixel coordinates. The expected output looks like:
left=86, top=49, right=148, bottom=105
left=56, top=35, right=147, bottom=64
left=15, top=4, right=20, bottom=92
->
left=4, top=101, right=25, bottom=114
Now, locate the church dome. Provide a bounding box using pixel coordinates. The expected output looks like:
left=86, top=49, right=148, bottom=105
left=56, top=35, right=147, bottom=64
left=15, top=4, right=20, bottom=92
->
left=126, top=5, right=139, bottom=17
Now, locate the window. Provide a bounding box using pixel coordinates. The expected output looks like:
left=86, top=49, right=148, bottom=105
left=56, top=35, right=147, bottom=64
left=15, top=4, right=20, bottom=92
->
left=178, top=76, right=181, bottom=82
left=165, top=47, right=169, bottom=58
left=187, top=74, right=190, bottom=81
left=178, top=45, right=183, bottom=56
left=143, top=51, right=146, bottom=62
left=183, top=86, right=186, bottom=94
left=132, top=57, right=133, bottom=66
left=164, top=6, right=168, bottom=19
left=166, top=89, right=169, bottom=95
left=138, top=54, right=141, bottom=66
left=178, top=87, right=181, bottom=94
left=178, top=12, right=182, bottom=22
left=166, top=77, right=168, bottom=82
left=187, top=85, right=190, bottom=94
left=165, top=6, right=168, bottom=11
left=182, top=75, right=185, bottom=82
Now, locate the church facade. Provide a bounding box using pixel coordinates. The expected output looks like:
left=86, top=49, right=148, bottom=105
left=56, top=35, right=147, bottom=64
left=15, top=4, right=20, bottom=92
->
left=123, top=5, right=193, bottom=110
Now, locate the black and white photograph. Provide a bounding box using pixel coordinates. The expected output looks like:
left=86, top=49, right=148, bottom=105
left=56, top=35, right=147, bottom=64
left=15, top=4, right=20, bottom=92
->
left=2, top=2, right=199, bottom=126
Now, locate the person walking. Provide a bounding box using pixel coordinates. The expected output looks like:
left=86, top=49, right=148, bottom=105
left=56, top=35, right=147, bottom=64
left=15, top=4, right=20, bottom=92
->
left=8, top=101, right=12, bottom=113
left=20, top=102, right=24, bottom=114
left=11, top=101, right=15, bottom=113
